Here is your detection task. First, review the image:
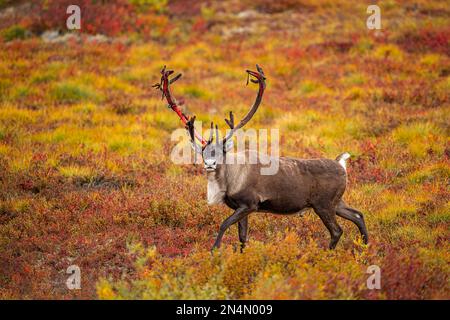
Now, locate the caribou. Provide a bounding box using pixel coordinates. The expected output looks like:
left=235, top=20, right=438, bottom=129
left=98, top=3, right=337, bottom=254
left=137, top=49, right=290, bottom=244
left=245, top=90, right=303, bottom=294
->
left=153, top=65, right=368, bottom=251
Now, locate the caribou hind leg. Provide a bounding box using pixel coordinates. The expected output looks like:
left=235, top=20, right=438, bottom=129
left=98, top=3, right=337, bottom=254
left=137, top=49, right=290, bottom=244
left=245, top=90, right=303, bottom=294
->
left=336, top=200, right=368, bottom=244
left=313, top=206, right=343, bottom=249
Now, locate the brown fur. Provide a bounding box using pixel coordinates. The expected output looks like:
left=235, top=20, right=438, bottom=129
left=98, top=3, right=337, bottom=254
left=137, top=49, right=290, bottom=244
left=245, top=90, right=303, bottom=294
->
left=209, top=151, right=368, bottom=251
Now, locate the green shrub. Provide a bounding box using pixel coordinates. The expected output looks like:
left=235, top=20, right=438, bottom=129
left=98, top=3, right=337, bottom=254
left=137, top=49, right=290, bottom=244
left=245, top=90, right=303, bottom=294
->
left=1, top=25, right=27, bottom=42
left=51, top=82, right=101, bottom=103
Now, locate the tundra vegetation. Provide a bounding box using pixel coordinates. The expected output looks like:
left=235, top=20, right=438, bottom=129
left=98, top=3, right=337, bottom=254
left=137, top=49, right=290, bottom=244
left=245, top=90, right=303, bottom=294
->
left=0, top=0, right=448, bottom=299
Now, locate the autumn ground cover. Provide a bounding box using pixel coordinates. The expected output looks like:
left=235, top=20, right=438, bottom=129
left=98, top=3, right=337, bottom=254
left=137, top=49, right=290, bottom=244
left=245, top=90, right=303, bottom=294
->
left=0, top=0, right=448, bottom=299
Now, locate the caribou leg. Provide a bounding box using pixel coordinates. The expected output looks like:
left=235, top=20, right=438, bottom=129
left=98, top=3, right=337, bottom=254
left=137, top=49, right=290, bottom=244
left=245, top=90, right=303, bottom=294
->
left=313, top=206, right=343, bottom=249
left=336, top=200, right=369, bottom=244
left=212, top=207, right=253, bottom=251
left=238, top=216, right=249, bottom=252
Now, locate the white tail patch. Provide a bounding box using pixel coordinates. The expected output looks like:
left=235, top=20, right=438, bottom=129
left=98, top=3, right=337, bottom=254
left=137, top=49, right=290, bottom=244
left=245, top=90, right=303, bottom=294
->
left=337, top=152, right=351, bottom=171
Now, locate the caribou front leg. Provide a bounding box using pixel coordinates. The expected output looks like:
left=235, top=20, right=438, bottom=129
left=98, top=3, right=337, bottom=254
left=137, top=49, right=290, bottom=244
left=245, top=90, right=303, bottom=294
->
left=238, top=216, right=249, bottom=252
left=212, top=207, right=253, bottom=251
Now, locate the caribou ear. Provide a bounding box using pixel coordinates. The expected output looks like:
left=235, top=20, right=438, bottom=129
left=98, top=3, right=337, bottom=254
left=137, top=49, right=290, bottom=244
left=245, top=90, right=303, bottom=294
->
left=224, top=139, right=234, bottom=152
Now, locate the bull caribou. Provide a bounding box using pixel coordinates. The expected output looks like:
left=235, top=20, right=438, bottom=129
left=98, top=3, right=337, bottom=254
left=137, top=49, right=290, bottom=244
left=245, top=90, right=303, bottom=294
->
left=153, top=65, right=368, bottom=251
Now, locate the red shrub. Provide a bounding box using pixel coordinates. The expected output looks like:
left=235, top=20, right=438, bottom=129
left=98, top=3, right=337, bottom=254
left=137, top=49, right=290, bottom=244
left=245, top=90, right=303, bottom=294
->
left=28, top=0, right=137, bottom=36
left=364, top=247, right=448, bottom=299
left=348, top=140, right=391, bottom=184
left=397, top=28, right=450, bottom=56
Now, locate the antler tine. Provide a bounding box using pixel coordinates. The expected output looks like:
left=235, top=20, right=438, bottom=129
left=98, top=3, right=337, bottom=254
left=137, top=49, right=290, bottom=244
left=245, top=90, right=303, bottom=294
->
left=185, top=115, right=196, bottom=140
left=170, top=73, right=182, bottom=84
left=256, top=64, right=265, bottom=76
left=215, top=124, right=220, bottom=146
left=207, top=122, right=214, bottom=144
left=185, top=116, right=202, bottom=162
left=154, top=65, right=207, bottom=146
left=222, top=65, right=266, bottom=144
left=224, top=111, right=234, bottom=129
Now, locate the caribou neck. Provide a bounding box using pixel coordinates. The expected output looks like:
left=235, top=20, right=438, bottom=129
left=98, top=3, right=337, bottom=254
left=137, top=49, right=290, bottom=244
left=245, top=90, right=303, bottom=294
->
left=206, top=164, right=227, bottom=205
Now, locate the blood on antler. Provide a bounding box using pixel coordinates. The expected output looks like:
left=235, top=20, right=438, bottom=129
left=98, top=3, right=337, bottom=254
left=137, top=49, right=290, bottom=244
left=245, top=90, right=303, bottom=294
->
left=152, top=66, right=207, bottom=146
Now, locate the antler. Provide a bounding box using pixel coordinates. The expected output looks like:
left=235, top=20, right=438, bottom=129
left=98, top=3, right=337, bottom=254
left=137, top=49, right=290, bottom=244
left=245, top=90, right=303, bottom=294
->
left=154, top=65, right=266, bottom=152
left=222, top=64, right=266, bottom=144
left=152, top=66, right=207, bottom=146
